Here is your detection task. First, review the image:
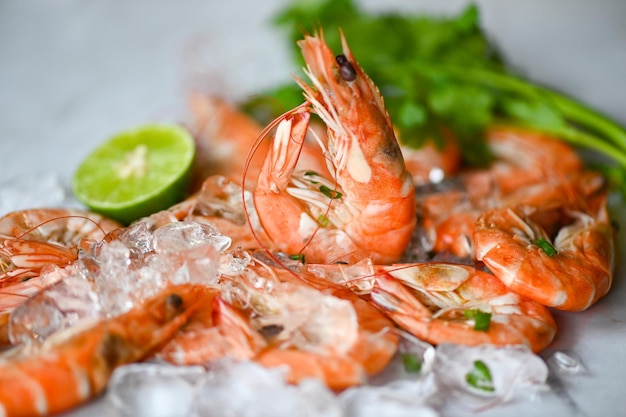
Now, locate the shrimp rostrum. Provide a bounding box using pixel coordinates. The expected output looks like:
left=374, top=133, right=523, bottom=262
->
left=252, top=30, right=416, bottom=264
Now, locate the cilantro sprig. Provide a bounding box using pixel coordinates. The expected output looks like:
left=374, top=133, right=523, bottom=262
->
left=242, top=0, right=626, bottom=195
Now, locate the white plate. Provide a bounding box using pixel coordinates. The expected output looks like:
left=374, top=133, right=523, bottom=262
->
left=1, top=1, right=625, bottom=416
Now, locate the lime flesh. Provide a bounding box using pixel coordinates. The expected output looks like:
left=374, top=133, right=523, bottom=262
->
left=72, top=123, right=195, bottom=225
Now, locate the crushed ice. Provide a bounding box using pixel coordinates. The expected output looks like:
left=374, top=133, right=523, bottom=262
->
left=104, top=342, right=552, bottom=417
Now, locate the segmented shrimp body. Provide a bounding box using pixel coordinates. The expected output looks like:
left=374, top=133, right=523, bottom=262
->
left=474, top=190, right=614, bottom=311
left=0, top=284, right=205, bottom=417
left=371, top=263, right=557, bottom=353
left=155, top=285, right=267, bottom=365
left=254, top=32, right=415, bottom=264
left=0, top=209, right=121, bottom=285
left=220, top=255, right=398, bottom=390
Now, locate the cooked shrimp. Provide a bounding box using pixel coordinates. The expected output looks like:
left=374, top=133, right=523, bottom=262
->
left=253, top=31, right=416, bottom=264
left=0, top=283, right=205, bottom=417
left=482, top=124, right=583, bottom=195
left=186, top=94, right=267, bottom=191
left=217, top=255, right=398, bottom=390
left=155, top=286, right=267, bottom=365
left=368, top=263, right=557, bottom=353
left=0, top=208, right=120, bottom=285
left=253, top=287, right=398, bottom=390
left=473, top=188, right=614, bottom=311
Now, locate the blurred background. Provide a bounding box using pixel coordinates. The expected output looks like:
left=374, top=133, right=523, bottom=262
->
left=1, top=0, right=625, bottom=184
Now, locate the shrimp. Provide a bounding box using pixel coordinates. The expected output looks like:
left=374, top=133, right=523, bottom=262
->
left=0, top=208, right=121, bottom=285
left=417, top=123, right=599, bottom=259
left=186, top=94, right=267, bottom=191
left=481, top=124, right=583, bottom=194
left=217, top=254, right=398, bottom=390
left=253, top=31, right=416, bottom=264
left=154, top=286, right=267, bottom=365
left=473, top=187, right=614, bottom=311
left=367, top=263, right=557, bottom=353
left=0, top=283, right=206, bottom=417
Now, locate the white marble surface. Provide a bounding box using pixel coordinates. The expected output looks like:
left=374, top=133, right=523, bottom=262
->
left=1, top=1, right=625, bottom=416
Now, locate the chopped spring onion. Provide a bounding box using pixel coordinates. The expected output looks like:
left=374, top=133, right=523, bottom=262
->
left=318, top=214, right=329, bottom=227
left=464, top=309, right=492, bottom=331
left=401, top=352, right=423, bottom=373
left=289, top=253, right=305, bottom=263
left=465, top=360, right=496, bottom=392
left=535, top=238, right=558, bottom=256
left=320, top=185, right=342, bottom=199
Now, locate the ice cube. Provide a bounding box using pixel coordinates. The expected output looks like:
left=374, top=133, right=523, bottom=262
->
left=546, top=350, right=586, bottom=375
left=339, top=380, right=440, bottom=417
left=9, top=269, right=100, bottom=344
left=432, top=344, right=549, bottom=409
left=196, top=359, right=341, bottom=417
left=153, top=221, right=231, bottom=254
left=107, top=363, right=205, bottom=417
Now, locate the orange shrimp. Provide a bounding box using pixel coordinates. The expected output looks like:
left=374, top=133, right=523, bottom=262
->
left=482, top=124, right=583, bottom=195
left=368, top=263, right=557, bottom=353
left=217, top=255, right=398, bottom=390
left=186, top=94, right=329, bottom=192
left=0, top=283, right=206, bottom=417
left=253, top=31, right=416, bottom=264
left=473, top=187, right=614, bottom=311
left=154, top=286, right=266, bottom=365
left=253, top=287, right=398, bottom=390
left=417, top=123, right=598, bottom=259
left=186, top=94, right=267, bottom=191
left=0, top=208, right=121, bottom=285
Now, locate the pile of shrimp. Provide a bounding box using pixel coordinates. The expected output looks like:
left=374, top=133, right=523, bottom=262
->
left=0, top=30, right=615, bottom=416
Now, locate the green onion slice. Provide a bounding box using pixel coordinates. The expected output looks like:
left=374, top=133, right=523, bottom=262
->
left=319, top=185, right=342, bottom=199
left=289, top=254, right=305, bottom=263
left=535, top=237, right=558, bottom=256
left=401, top=353, right=422, bottom=373
left=464, top=309, right=492, bottom=331
left=465, top=360, right=496, bottom=392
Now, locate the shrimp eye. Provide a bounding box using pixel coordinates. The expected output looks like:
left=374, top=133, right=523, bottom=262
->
left=165, top=294, right=183, bottom=320
left=336, top=54, right=356, bottom=81
left=259, top=324, right=284, bottom=338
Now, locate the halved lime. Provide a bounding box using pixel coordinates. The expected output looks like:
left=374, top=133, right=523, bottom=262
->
left=72, top=123, right=195, bottom=225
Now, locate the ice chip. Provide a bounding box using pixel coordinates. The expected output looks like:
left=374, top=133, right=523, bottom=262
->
left=547, top=350, right=586, bottom=375
left=153, top=221, right=231, bottom=253
left=196, top=360, right=341, bottom=417
left=111, top=220, right=156, bottom=259
left=107, top=363, right=205, bottom=417
left=433, top=344, right=549, bottom=410
left=9, top=272, right=100, bottom=344
left=340, top=380, right=440, bottom=417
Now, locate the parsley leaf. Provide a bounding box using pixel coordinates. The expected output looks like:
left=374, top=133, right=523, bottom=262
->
left=243, top=0, right=626, bottom=196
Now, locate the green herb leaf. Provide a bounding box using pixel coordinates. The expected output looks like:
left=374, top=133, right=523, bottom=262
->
left=243, top=0, right=626, bottom=197
left=319, top=185, right=342, bottom=199
left=466, top=360, right=496, bottom=392
left=535, top=238, right=558, bottom=256
left=289, top=253, right=305, bottom=263
left=318, top=214, right=329, bottom=227
left=464, top=309, right=492, bottom=331
left=401, top=352, right=423, bottom=373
